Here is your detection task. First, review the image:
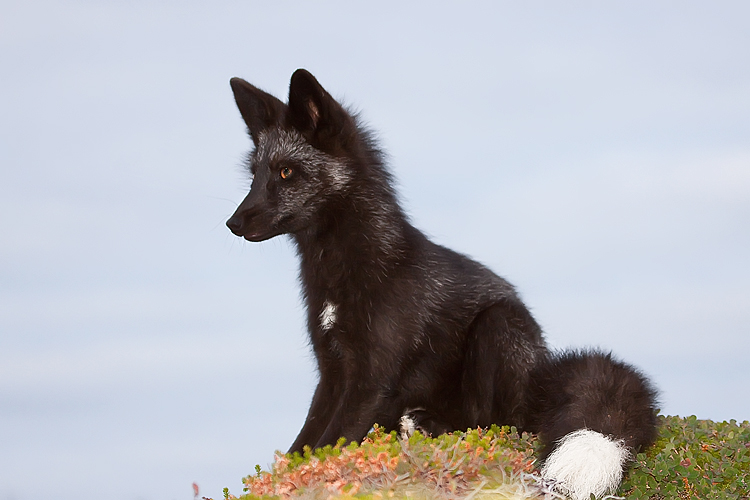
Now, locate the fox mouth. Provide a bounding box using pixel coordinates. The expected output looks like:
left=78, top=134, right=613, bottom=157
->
left=224, top=221, right=284, bottom=242
left=242, top=230, right=277, bottom=242
left=239, top=214, right=296, bottom=242
left=229, top=223, right=283, bottom=242
left=225, top=225, right=279, bottom=242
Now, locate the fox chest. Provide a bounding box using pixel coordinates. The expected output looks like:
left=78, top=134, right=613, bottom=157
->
left=308, top=296, right=407, bottom=357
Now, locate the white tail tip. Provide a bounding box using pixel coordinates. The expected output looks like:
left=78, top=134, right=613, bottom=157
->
left=541, top=429, right=630, bottom=500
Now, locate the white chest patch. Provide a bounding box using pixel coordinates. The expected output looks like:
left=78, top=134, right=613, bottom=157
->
left=319, top=301, right=337, bottom=331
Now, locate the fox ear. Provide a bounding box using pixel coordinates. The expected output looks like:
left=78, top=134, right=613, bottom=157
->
left=230, top=77, right=286, bottom=145
left=287, top=69, right=355, bottom=153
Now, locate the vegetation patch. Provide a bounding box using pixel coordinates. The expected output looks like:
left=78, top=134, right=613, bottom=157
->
left=213, top=416, right=749, bottom=500
left=621, top=415, right=749, bottom=499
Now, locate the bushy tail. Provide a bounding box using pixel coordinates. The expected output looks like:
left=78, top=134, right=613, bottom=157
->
left=526, top=350, right=658, bottom=500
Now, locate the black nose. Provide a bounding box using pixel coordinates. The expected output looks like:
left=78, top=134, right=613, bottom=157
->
left=226, top=215, right=243, bottom=234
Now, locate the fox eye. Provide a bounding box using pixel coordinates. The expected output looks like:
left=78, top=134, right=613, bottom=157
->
left=280, top=166, right=293, bottom=180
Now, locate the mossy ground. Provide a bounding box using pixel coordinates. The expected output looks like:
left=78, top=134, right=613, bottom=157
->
left=213, top=415, right=749, bottom=500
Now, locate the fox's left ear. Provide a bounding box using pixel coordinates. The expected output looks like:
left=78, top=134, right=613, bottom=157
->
left=230, top=77, right=286, bottom=146
left=287, top=69, right=357, bottom=154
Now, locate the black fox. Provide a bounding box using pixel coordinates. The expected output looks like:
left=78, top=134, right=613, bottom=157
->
left=226, top=69, right=658, bottom=500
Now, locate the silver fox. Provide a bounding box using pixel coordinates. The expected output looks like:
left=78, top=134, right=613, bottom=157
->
left=226, top=69, right=658, bottom=500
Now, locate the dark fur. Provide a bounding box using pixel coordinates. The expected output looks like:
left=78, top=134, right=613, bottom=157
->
left=226, top=69, right=658, bottom=461
left=527, top=350, right=658, bottom=460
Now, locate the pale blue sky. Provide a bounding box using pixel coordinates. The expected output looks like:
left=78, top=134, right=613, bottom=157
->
left=1, top=2, right=749, bottom=500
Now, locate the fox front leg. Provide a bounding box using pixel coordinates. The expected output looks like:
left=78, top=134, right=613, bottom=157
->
left=312, top=385, right=403, bottom=450
left=288, top=374, right=342, bottom=454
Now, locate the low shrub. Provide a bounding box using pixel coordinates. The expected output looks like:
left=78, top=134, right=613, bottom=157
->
left=215, top=415, right=749, bottom=500
left=621, top=415, right=749, bottom=499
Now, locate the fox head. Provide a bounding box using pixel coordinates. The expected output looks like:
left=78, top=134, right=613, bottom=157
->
left=226, top=69, right=364, bottom=242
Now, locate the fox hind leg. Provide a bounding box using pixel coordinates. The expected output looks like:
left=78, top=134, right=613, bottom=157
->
left=460, top=301, right=547, bottom=430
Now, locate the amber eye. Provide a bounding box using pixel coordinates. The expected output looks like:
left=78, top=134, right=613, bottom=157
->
left=280, top=166, right=293, bottom=179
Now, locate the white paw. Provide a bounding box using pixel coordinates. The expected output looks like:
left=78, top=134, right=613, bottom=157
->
left=541, top=429, right=630, bottom=500
left=398, top=414, right=417, bottom=440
